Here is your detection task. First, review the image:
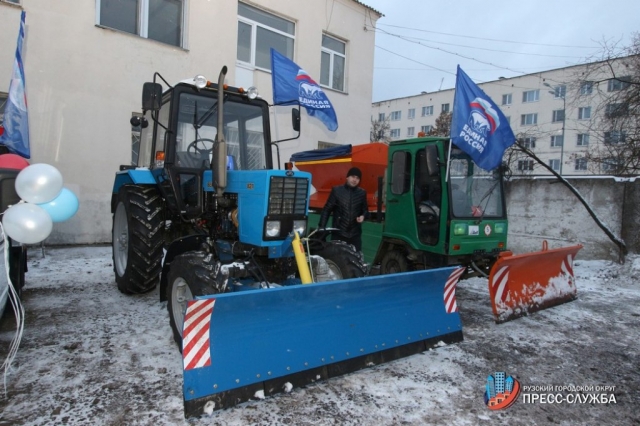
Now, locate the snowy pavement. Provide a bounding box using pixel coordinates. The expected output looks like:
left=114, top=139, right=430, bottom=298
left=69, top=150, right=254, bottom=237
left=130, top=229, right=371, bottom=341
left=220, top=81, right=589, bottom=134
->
left=0, top=245, right=639, bottom=425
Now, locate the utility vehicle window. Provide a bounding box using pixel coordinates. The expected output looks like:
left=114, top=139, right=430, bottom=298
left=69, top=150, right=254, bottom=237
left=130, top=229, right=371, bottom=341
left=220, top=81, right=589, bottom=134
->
left=175, top=93, right=267, bottom=170
left=449, top=157, right=503, bottom=218
left=390, top=151, right=411, bottom=195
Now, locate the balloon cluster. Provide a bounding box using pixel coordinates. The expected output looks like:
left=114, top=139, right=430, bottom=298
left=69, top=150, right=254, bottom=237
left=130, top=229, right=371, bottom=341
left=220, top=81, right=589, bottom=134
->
left=0, top=154, right=79, bottom=244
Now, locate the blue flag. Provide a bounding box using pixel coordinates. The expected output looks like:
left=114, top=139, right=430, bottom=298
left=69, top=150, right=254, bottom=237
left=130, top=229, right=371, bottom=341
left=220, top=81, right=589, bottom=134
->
left=0, top=11, right=30, bottom=159
left=270, top=48, right=338, bottom=132
left=450, top=66, right=514, bottom=171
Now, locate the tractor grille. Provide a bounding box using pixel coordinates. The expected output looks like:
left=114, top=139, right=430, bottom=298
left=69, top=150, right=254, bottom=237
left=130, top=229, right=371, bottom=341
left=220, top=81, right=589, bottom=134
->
left=268, top=176, right=308, bottom=215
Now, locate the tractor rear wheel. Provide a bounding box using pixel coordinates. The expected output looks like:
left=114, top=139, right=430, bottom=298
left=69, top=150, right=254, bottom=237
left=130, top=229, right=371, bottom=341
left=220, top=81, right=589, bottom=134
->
left=166, top=252, right=221, bottom=350
left=380, top=250, right=412, bottom=275
left=112, top=185, right=163, bottom=294
left=313, top=240, right=367, bottom=280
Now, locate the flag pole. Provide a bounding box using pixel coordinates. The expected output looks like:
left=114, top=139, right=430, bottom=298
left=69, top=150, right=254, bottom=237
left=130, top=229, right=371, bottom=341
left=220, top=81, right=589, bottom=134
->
left=445, top=138, right=453, bottom=183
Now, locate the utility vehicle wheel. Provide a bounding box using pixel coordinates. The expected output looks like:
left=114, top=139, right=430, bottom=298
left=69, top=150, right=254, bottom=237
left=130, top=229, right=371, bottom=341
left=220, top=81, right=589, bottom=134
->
left=380, top=250, right=412, bottom=275
left=166, top=252, right=221, bottom=350
left=313, top=240, right=367, bottom=280
left=112, top=185, right=163, bottom=294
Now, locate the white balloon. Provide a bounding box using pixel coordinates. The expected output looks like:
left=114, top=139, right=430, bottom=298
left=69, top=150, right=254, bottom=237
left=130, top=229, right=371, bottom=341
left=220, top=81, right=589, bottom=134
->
left=15, top=163, right=64, bottom=204
left=2, top=203, right=53, bottom=244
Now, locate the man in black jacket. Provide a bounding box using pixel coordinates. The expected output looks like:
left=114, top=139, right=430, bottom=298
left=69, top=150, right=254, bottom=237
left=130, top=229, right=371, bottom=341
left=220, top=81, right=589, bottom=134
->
left=318, top=167, right=368, bottom=251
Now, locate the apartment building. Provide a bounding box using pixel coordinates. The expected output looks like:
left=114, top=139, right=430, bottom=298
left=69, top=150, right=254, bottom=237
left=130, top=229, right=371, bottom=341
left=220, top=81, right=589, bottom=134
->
left=372, top=57, right=632, bottom=175
left=0, top=0, right=381, bottom=244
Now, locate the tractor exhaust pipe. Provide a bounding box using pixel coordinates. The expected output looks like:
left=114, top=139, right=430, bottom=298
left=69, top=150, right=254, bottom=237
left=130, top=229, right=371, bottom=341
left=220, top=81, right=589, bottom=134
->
left=215, top=66, right=228, bottom=197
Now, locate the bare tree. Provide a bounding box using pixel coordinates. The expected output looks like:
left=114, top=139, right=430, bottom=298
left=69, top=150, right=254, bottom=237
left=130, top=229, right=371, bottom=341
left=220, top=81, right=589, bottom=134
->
left=370, top=116, right=391, bottom=143
left=570, top=33, right=640, bottom=176
left=426, top=111, right=452, bottom=137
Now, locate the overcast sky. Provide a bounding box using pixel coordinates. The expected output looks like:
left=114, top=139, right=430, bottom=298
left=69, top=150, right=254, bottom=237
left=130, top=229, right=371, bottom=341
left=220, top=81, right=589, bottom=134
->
left=363, top=0, right=640, bottom=102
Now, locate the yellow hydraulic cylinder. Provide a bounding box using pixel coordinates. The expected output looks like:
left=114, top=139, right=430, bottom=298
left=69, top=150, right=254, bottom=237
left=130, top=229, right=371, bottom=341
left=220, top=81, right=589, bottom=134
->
left=292, top=231, right=312, bottom=284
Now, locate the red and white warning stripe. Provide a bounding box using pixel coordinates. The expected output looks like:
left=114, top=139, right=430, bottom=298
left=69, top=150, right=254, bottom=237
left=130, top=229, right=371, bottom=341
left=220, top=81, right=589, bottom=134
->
left=183, top=299, right=215, bottom=371
left=491, top=265, right=510, bottom=305
left=444, top=267, right=465, bottom=313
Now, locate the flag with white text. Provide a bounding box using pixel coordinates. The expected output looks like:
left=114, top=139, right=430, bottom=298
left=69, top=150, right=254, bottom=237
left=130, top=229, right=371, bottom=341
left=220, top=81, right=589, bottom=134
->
left=0, top=11, right=30, bottom=158
left=271, top=48, right=338, bottom=132
left=450, top=65, right=514, bottom=170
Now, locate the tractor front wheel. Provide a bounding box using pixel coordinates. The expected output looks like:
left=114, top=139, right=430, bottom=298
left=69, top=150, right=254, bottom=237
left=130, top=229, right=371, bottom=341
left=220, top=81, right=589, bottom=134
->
left=166, top=252, right=222, bottom=350
left=112, top=185, right=163, bottom=294
left=380, top=250, right=412, bottom=275
left=313, top=240, right=367, bottom=280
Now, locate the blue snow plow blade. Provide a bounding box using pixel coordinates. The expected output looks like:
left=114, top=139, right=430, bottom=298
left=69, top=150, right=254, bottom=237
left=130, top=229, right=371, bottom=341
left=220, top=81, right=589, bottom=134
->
left=182, top=267, right=464, bottom=417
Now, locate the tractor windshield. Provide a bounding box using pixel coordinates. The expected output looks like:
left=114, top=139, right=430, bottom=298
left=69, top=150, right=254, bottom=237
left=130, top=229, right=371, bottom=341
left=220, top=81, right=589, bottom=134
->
left=449, top=156, right=504, bottom=218
left=175, top=92, right=268, bottom=170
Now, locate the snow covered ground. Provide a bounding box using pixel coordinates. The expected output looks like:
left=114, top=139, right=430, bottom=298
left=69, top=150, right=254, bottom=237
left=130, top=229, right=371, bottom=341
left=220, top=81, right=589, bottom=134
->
left=0, top=245, right=639, bottom=425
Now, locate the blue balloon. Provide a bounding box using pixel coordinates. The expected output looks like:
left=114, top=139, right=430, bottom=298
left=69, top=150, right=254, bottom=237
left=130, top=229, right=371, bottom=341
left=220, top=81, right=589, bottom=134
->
left=37, top=187, right=79, bottom=223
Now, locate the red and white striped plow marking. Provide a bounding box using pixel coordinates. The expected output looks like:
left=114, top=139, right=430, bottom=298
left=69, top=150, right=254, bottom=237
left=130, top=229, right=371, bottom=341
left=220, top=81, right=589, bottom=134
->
left=561, top=254, right=575, bottom=280
left=491, top=265, right=510, bottom=306
left=444, top=267, right=465, bottom=313
left=183, top=299, right=215, bottom=371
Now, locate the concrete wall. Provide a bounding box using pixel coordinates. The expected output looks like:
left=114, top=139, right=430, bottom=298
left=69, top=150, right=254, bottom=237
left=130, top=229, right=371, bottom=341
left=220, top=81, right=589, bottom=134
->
left=0, top=0, right=380, bottom=244
left=505, top=177, right=636, bottom=261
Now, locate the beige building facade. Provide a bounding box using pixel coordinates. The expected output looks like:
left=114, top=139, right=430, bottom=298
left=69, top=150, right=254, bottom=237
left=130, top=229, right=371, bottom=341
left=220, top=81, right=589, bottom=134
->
left=0, top=0, right=381, bottom=244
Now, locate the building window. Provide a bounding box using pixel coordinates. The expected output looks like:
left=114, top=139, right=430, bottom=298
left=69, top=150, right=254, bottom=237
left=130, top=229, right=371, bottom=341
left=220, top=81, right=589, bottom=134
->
left=441, top=103, right=450, bottom=113
left=574, top=158, right=588, bottom=171
left=607, top=76, right=631, bottom=92
left=422, top=106, right=434, bottom=116
left=578, top=107, right=591, bottom=120
left=604, top=131, right=626, bottom=144
left=552, top=109, right=565, bottom=123
left=551, top=135, right=564, bottom=147
left=517, top=160, right=534, bottom=171
left=98, top=0, right=184, bottom=47
left=390, top=128, right=400, bottom=138
left=552, top=85, right=566, bottom=98
left=407, top=126, right=415, bottom=137
left=237, top=2, right=295, bottom=70
left=580, top=81, right=593, bottom=95
left=602, top=158, right=619, bottom=173
left=577, top=134, right=590, bottom=146
left=408, top=108, right=415, bottom=119
left=390, top=111, right=401, bottom=121
left=521, top=137, right=536, bottom=149
left=522, top=90, right=539, bottom=103
left=320, top=34, right=345, bottom=91
left=502, top=94, right=512, bottom=106
left=549, top=159, right=560, bottom=171
left=421, top=125, right=433, bottom=133
left=520, top=113, right=537, bottom=126
left=378, top=113, right=385, bottom=121
left=605, top=103, right=628, bottom=118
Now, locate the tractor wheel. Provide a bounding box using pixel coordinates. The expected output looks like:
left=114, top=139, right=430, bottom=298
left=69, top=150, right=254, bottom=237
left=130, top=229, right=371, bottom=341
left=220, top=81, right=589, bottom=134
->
left=112, top=185, right=163, bottom=294
left=313, top=240, right=367, bottom=280
left=166, top=252, right=221, bottom=350
left=380, top=250, right=412, bottom=275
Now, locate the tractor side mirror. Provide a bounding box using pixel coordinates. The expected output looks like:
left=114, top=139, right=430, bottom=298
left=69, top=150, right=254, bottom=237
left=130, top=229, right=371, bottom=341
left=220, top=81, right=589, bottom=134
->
left=142, top=82, right=163, bottom=112
left=425, top=145, right=440, bottom=177
left=291, top=108, right=300, bottom=132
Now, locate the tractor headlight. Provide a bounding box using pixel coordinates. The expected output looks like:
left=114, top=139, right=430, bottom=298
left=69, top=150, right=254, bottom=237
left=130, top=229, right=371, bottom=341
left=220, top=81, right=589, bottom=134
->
left=453, top=223, right=467, bottom=236
left=265, top=221, right=281, bottom=237
left=293, top=220, right=307, bottom=237
left=494, top=222, right=506, bottom=234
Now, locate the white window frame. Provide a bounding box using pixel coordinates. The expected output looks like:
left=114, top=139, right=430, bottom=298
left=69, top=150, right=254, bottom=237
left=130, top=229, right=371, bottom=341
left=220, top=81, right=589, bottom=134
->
left=580, top=82, right=593, bottom=95
left=578, top=107, right=591, bottom=120
left=574, top=158, right=588, bottom=171
left=553, top=85, right=566, bottom=98
left=502, top=93, right=512, bottom=106
left=604, top=131, right=626, bottom=144
left=577, top=134, right=590, bottom=146
left=552, top=109, right=565, bottom=123
left=522, top=90, right=539, bottom=103
left=408, top=108, right=415, bottom=120
left=441, top=103, right=450, bottom=113
left=607, top=76, right=630, bottom=92
left=378, top=113, right=385, bottom=121
left=421, top=125, right=432, bottom=133
left=390, top=111, right=401, bottom=121
left=320, top=34, right=346, bottom=92
left=522, top=137, right=536, bottom=149
left=517, top=160, right=534, bottom=171
left=96, top=0, right=186, bottom=47
left=550, top=135, right=564, bottom=147
left=549, top=159, right=560, bottom=171
left=422, top=106, right=434, bottom=116
left=237, top=2, right=295, bottom=71
left=520, top=113, right=537, bottom=126
left=390, top=128, right=400, bottom=138
left=407, top=126, right=415, bottom=137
